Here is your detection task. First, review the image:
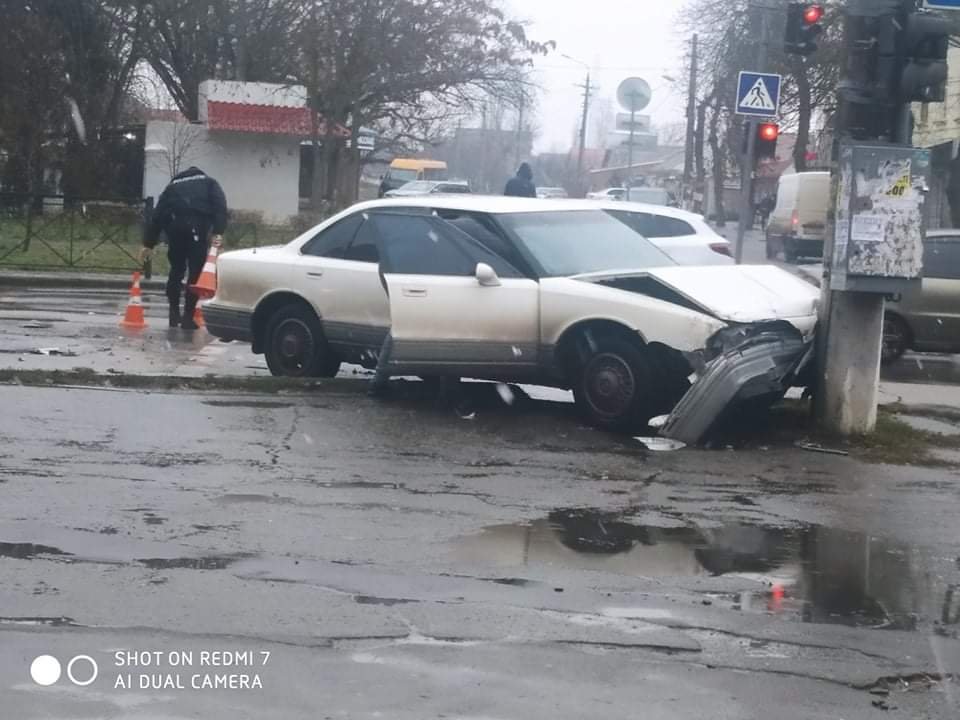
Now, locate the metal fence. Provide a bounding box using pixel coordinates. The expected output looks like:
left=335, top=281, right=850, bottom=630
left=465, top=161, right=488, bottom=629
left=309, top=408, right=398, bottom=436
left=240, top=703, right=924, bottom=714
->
left=0, top=194, right=296, bottom=273
left=0, top=194, right=149, bottom=272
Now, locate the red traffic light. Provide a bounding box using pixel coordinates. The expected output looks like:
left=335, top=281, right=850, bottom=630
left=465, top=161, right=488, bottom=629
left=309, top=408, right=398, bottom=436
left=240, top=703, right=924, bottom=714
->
left=759, top=123, right=780, bottom=142
left=803, top=4, right=823, bottom=25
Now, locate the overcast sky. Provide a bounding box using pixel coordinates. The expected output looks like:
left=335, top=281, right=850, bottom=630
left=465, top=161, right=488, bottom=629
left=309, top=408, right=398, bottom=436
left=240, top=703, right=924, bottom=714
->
left=508, top=0, right=689, bottom=153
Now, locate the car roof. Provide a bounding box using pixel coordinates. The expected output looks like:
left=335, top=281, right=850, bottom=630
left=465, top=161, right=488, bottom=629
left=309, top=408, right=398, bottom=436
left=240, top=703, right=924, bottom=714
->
left=349, top=195, right=611, bottom=214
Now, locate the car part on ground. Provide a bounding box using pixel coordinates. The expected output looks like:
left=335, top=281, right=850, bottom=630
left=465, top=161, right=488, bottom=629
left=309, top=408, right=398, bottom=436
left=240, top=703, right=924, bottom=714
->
left=660, top=323, right=811, bottom=445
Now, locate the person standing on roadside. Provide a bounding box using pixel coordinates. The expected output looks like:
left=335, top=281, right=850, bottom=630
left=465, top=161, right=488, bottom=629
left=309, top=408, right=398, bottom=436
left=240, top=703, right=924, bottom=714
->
left=504, top=162, right=537, bottom=198
left=139, top=166, right=228, bottom=329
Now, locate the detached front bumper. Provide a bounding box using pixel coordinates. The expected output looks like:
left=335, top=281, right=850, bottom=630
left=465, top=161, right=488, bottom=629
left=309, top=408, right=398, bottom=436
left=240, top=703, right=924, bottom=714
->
left=660, top=323, right=812, bottom=446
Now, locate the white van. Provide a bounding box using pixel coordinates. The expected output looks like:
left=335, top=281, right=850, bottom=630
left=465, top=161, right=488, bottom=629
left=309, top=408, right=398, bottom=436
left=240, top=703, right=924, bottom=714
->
left=765, top=171, right=830, bottom=263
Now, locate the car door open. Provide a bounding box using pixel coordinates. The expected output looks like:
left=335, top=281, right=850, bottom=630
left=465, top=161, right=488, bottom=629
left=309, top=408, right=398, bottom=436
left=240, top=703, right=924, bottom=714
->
left=375, top=213, right=541, bottom=378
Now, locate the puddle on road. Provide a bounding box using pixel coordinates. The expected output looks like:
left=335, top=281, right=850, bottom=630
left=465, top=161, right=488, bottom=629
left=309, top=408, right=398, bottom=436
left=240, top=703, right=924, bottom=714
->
left=0, top=542, right=72, bottom=560
left=451, top=508, right=958, bottom=632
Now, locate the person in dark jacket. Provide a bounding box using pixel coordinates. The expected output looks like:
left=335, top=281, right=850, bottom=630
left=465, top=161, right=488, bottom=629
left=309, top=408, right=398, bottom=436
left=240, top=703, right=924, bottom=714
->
left=504, top=162, right=537, bottom=198
left=139, top=167, right=228, bottom=329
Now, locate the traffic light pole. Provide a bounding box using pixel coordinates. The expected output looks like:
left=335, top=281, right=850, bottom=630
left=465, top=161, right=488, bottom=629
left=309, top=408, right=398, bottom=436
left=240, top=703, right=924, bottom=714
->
left=735, top=11, right=770, bottom=264
left=815, top=0, right=903, bottom=435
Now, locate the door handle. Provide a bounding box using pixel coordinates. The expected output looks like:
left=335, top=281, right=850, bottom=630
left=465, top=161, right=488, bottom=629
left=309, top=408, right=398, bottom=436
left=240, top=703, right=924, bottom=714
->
left=402, top=288, right=427, bottom=297
left=307, top=271, right=324, bottom=278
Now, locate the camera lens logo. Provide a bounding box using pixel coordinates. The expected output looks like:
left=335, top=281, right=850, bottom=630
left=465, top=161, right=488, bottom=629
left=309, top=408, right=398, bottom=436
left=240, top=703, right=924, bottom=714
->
left=30, top=655, right=98, bottom=687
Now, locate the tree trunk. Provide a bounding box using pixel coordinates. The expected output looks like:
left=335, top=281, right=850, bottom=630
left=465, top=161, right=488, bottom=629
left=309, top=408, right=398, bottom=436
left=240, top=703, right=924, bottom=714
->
left=695, top=100, right=708, bottom=214
left=708, top=105, right=725, bottom=228
left=794, top=58, right=812, bottom=172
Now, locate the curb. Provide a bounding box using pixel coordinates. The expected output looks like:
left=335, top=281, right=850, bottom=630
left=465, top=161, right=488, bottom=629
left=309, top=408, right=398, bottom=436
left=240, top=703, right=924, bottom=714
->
left=0, top=271, right=166, bottom=291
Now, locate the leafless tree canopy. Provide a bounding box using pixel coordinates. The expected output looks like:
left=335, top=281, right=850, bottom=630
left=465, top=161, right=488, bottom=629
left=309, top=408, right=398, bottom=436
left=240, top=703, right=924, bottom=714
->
left=0, top=0, right=551, bottom=202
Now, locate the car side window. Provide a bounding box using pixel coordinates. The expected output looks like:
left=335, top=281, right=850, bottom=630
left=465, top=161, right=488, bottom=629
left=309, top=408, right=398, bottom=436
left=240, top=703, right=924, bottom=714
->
left=650, top=216, right=695, bottom=238
left=373, top=214, right=503, bottom=277
left=439, top=212, right=526, bottom=275
left=924, top=238, right=960, bottom=280
left=605, top=210, right=656, bottom=238
left=342, top=218, right=380, bottom=263
left=301, top=215, right=362, bottom=258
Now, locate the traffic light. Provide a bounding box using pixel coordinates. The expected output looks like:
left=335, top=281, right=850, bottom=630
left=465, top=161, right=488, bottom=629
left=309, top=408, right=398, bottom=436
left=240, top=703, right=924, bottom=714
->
left=757, top=122, right=780, bottom=159
left=785, top=3, right=824, bottom=56
left=897, top=12, right=952, bottom=103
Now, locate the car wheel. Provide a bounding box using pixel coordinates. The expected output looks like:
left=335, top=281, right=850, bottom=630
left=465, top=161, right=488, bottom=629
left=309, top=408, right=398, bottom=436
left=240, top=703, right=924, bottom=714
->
left=783, top=239, right=798, bottom=264
left=882, top=314, right=911, bottom=366
left=573, top=337, right=657, bottom=431
left=264, top=303, right=341, bottom=378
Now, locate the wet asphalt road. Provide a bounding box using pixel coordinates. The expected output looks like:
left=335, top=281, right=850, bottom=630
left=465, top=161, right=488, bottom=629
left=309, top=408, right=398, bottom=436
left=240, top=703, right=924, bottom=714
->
left=2, top=382, right=960, bottom=718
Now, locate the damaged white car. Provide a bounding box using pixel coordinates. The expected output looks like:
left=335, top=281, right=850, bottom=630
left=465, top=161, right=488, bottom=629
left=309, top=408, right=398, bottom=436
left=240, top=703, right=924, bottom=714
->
left=203, top=197, right=819, bottom=435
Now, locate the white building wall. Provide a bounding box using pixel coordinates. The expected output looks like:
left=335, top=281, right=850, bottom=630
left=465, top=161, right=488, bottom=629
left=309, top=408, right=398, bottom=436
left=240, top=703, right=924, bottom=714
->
left=143, top=121, right=300, bottom=225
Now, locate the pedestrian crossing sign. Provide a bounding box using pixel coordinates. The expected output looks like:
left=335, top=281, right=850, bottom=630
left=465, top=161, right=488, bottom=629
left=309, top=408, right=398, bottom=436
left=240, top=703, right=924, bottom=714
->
left=736, top=71, right=782, bottom=118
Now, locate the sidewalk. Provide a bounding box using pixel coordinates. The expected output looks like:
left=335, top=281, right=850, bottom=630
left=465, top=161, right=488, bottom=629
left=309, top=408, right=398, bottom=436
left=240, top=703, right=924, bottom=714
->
left=0, top=269, right=164, bottom=290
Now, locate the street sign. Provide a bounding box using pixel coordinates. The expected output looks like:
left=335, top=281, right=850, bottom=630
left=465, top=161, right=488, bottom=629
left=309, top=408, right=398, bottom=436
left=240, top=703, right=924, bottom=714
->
left=616, top=78, right=652, bottom=113
left=615, top=113, right=651, bottom=133
left=924, top=1, right=960, bottom=9
left=735, top=71, right=782, bottom=117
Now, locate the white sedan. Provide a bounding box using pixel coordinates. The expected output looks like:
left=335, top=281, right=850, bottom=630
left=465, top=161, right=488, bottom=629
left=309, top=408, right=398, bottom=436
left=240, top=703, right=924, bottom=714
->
left=203, top=197, right=818, bottom=431
left=603, top=202, right=734, bottom=265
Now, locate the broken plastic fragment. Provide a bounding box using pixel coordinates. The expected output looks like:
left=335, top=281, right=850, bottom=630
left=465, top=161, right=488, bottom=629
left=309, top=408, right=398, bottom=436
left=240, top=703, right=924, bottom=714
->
left=634, top=437, right=686, bottom=452
left=495, top=384, right=515, bottom=405
left=648, top=414, right=669, bottom=429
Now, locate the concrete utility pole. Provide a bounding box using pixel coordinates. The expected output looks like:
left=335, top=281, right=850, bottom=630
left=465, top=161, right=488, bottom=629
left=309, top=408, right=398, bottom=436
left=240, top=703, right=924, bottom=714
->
left=684, top=34, right=699, bottom=208
left=576, top=72, right=592, bottom=188
left=735, top=12, right=770, bottom=264
left=816, top=0, right=908, bottom=435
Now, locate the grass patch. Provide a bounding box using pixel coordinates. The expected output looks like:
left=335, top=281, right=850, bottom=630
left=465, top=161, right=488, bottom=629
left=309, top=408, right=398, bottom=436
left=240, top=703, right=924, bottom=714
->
left=761, top=399, right=960, bottom=467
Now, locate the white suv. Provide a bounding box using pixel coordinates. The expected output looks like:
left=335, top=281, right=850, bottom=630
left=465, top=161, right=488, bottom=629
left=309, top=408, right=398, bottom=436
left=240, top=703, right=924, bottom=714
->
left=204, top=197, right=818, bottom=430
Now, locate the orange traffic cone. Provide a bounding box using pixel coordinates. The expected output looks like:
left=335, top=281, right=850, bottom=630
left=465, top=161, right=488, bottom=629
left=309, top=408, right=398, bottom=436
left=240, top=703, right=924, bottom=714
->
left=189, top=241, right=221, bottom=300
left=120, top=272, right=147, bottom=329
left=193, top=302, right=205, bottom=329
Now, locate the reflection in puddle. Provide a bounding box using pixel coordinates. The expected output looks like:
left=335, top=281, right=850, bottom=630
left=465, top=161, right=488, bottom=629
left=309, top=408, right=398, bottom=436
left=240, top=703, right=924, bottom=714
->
left=452, top=509, right=957, bottom=632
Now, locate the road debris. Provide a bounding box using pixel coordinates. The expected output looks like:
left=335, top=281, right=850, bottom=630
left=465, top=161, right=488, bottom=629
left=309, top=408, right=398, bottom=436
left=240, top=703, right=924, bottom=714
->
left=796, top=442, right=849, bottom=456
left=30, top=347, right=78, bottom=357
left=634, top=437, right=686, bottom=452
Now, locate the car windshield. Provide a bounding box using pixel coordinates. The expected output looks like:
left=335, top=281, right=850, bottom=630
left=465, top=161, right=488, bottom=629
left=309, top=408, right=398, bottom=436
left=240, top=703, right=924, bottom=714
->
left=497, top=210, right=677, bottom=277
left=390, top=169, right=418, bottom=182
left=396, top=181, right=434, bottom=192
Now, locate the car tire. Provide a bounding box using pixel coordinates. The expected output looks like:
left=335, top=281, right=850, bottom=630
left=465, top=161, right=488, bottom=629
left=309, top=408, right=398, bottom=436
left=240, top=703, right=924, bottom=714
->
left=264, top=303, right=341, bottom=378
left=882, top=314, right=911, bottom=366
left=783, top=239, right=798, bottom=264
left=573, top=337, right=658, bottom=431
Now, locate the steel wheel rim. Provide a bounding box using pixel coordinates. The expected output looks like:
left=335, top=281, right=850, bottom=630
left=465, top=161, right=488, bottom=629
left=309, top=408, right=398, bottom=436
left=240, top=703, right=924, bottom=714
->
left=275, top=319, right=314, bottom=374
left=584, top=353, right=637, bottom=419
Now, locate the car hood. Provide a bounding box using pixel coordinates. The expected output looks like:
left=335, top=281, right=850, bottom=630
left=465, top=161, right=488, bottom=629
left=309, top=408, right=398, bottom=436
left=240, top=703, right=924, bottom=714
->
left=574, top=265, right=819, bottom=325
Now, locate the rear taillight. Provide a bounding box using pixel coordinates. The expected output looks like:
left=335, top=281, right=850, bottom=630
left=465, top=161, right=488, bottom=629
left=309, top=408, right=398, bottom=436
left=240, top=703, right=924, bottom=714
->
left=709, top=243, right=732, bottom=257
left=791, top=210, right=800, bottom=227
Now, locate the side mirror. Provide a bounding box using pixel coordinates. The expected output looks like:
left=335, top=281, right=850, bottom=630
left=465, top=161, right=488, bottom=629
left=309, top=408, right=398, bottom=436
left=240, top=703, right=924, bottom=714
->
left=475, top=262, right=501, bottom=287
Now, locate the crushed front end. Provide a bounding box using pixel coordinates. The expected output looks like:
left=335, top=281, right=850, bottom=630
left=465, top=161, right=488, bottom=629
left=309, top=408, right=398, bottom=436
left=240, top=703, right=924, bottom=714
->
left=660, top=321, right=814, bottom=446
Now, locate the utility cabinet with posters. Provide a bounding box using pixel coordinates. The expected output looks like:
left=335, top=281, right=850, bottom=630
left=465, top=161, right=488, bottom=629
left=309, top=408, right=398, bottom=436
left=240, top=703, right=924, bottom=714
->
left=831, top=143, right=931, bottom=294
